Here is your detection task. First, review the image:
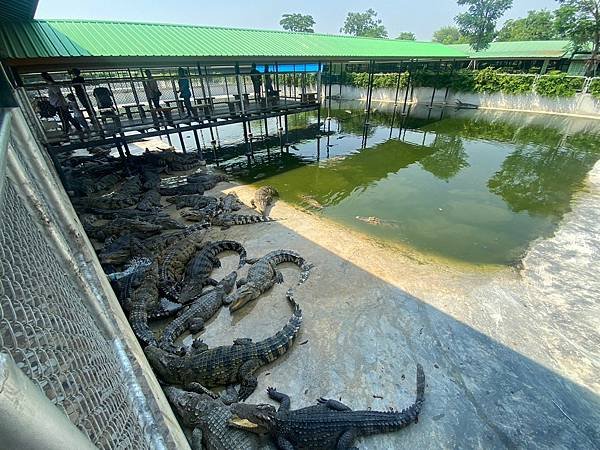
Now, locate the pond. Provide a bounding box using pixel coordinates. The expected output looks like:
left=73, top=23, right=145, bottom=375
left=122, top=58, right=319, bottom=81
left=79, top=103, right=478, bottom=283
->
left=218, top=102, right=600, bottom=265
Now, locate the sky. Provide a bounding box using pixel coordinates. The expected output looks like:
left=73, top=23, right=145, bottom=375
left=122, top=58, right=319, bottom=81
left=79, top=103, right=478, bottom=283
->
left=35, top=0, right=560, bottom=41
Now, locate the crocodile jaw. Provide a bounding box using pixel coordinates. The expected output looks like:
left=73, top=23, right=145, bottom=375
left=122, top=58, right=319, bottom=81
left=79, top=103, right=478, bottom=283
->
left=228, top=284, right=260, bottom=312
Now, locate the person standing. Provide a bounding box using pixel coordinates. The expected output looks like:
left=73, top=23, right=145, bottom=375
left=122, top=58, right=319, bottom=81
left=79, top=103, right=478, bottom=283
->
left=143, top=69, right=163, bottom=118
left=250, top=63, right=262, bottom=100
left=177, top=67, right=194, bottom=117
left=70, top=68, right=94, bottom=118
left=41, top=72, right=82, bottom=136
left=67, top=93, right=90, bottom=132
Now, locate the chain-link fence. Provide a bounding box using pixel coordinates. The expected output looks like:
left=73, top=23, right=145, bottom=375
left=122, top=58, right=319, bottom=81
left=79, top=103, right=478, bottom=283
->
left=0, top=109, right=190, bottom=449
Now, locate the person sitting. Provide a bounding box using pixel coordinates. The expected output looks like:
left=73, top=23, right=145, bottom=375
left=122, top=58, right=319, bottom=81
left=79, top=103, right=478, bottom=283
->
left=41, top=72, right=82, bottom=137
left=177, top=67, right=194, bottom=118
left=264, top=66, right=276, bottom=96
left=67, top=93, right=90, bottom=131
left=250, top=63, right=262, bottom=100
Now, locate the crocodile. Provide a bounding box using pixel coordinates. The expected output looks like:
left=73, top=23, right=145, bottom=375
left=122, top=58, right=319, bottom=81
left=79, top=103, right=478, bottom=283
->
left=159, top=271, right=238, bottom=354
left=137, top=189, right=162, bottom=211
left=129, top=259, right=160, bottom=347
left=89, top=208, right=185, bottom=230
left=98, top=234, right=152, bottom=266
left=167, top=194, right=219, bottom=210
left=228, top=250, right=312, bottom=312
left=158, top=228, right=208, bottom=300
left=187, top=173, right=228, bottom=190
left=140, top=169, right=162, bottom=190
left=229, top=364, right=425, bottom=450
left=179, top=240, right=247, bottom=304
left=84, top=217, right=163, bottom=242
left=160, top=182, right=206, bottom=196
left=163, top=385, right=260, bottom=450
left=145, top=289, right=302, bottom=401
left=212, top=213, right=276, bottom=230
left=250, top=186, right=279, bottom=217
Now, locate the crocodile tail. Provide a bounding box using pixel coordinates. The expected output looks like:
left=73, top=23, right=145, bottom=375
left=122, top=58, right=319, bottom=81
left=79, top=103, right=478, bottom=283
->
left=129, top=299, right=158, bottom=347
left=214, top=240, right=247, bottom=267
left=269, top=250, right=314, bottom=285
left=359, top=364, right=425, bottom=435
left=260, top=288, right=302, bottom=363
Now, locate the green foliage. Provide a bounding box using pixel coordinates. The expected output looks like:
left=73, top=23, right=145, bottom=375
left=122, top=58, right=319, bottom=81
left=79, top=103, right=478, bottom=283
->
left=280, top=13, right=316, bottom=33
left=432, top=26, right=468, bottom=44
left=396, top=32, right=416, bottom=40
left=472, top=67, right=535, bottom=93
left=555, top=0, right=600, bottom=76
left=341, top=9, right=388, bottom=38
left=344, top=72, right=409, bottom=89
left=496, top=9, right=561, bottom=41
left=589, top=78, right=600, bottom=98
left=341, top=68, right=586, bottom=98
left=455, top=0, right=514, bottom=51
left=534, top=71, right=584, bottom=97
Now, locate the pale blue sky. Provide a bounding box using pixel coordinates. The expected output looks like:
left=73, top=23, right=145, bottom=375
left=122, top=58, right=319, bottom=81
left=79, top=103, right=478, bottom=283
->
left=35, top=0, right=560, bottom=40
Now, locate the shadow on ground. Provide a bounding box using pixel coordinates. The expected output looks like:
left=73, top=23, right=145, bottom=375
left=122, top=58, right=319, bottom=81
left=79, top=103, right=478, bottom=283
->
left=184, top=190, right=600, bottom=450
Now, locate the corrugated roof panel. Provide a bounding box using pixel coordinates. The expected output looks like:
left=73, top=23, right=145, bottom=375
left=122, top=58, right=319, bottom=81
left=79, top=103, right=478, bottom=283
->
left=0, top=0, right=39, bottom=22
left=448, top=41, right=572, bottom=59
left=0, top=19, right=466, bottom=60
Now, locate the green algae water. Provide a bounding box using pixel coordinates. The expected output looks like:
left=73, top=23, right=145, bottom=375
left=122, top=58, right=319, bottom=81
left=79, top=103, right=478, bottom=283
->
left=219, top=103, right=600, bottom=265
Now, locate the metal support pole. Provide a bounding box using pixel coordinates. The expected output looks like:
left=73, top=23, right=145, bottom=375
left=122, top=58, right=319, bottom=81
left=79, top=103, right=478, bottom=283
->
left=193, top=128, right=203, bottom=159
left=327, top=60, right=333, bottom=116
left=389, top=62, right=403, bottom=137
left=177, top=125, right=186, bottom=153
left=443, top=59, right=455, bottom=105
left=0, top=353, right=97, bottom=450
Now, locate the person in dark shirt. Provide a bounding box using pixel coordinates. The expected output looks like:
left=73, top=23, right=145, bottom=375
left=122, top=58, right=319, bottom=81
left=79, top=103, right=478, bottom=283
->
left=177, top=67, right=194, bottom=117
left=250, top=63, right=262, bottom=101
left=41, top=72, right=82, bottom=137
left=70, top=68, right=93, bottom=118
left=264, top=66, right=276, bottom=96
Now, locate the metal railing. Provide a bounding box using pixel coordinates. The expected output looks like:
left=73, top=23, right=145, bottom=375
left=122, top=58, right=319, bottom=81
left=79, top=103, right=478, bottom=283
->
left=0, top=108, right=190, bottom=449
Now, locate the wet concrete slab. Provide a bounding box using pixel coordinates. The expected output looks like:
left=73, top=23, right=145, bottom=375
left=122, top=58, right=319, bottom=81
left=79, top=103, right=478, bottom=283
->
left=171, top=163, right=600, bottom=449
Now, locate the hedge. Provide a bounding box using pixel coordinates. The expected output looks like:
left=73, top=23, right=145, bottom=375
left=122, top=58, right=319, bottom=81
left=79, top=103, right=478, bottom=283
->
left=341, top=68, right=586, bottom=98
left=590, top=78, right=600, bottom=99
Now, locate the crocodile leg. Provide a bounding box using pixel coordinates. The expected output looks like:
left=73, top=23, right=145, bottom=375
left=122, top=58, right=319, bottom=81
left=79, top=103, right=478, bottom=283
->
left=191, top=428, right=204, bottom=450
left=236, top=277, right=247, bottom=288
left=237, top=359, right=261, bottom=401
left=184, top=382, right=219, bottom=400
left=188, top=318, right=205, bottom=333
left=267, top=387, right=291, bottom=411
left=317, top=398, right=353, bottom=412
left=275, top=435, right=295, bottom=450
left=336, top=430, right=358, bottom=450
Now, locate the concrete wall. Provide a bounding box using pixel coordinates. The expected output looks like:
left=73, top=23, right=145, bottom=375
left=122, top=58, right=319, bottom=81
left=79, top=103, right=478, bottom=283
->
left=326, top=84, right=600, bottom=118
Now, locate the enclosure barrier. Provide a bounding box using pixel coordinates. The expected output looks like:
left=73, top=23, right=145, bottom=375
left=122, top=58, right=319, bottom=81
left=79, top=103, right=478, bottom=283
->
left=0, top=108, right=190, bottom=449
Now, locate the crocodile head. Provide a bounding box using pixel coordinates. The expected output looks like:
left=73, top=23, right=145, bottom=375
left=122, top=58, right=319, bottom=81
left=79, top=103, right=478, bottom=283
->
left=218, top=271, right=238, bottom=294
left=227, top=282, right=262, bottom=312
left=144, top=346, right=182, bottom=384
left=163, top=386, right=212, bottom=428
left=229, top=402, right=276, bottom=434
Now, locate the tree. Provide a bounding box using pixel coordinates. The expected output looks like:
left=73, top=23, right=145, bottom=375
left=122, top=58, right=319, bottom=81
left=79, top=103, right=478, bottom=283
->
left=396, top=31, right=416, bottom=40
left=455, top=0, right=514, bottom=51
left=497, top=9, right=560, bottom=41
left=432, top=26, right=468, bottom=44
left=280, top=13, right=316, bottom=33
left=555, top=0, right=600, bottom=76
left=341, top=9, right=388, bottom=38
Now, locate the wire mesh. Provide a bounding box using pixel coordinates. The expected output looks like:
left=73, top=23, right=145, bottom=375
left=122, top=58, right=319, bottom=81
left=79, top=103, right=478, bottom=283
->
left=0, top=176, right=152, bottom=450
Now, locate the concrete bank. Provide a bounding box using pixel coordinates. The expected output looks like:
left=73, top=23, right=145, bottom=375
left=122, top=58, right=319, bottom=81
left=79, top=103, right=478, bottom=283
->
left=189, top=162, right=600, bottom=449
left=325, top=84, right=600, bottom=119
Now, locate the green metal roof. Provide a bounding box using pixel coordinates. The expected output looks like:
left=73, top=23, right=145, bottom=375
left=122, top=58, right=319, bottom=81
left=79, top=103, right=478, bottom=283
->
left=0, top=0, right=39, bottom=22
left=0, top=19, right=466, bottom=62
left=448, top=41, right=572, bottom=59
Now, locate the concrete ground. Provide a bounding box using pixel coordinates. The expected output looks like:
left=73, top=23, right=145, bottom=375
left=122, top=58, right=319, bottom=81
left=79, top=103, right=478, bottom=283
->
left=175, top=162, right=600, bottom=449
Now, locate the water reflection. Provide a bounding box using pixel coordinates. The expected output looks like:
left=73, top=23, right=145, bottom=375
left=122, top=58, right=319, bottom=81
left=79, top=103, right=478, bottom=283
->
left=219, top=103, right=600, bottom=264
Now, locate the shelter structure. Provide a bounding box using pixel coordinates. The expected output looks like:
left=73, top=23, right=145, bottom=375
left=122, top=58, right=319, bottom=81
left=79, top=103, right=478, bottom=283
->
left=0, top=19, right=466, bottom=157
left=449, top=40, right=590, bottom=75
